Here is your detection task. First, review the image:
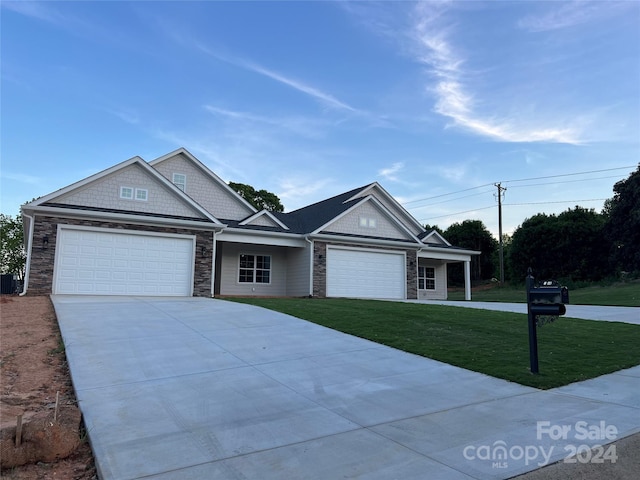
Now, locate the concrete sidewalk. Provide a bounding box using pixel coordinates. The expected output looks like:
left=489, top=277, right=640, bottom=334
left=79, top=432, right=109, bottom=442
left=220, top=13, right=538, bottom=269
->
left=52, top=296, right=640, bottom=480
left=413, top=301, right=640, bottom=325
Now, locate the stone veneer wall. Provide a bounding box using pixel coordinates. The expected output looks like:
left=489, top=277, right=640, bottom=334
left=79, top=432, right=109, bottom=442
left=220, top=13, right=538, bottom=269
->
left=26, top=216, right=213, bottom=296
left=312, top=241, right=418, bottom=299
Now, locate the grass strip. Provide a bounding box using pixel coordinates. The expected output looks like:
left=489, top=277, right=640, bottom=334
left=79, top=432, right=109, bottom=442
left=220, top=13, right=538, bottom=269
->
left=227, top=297, right=640, bottom=389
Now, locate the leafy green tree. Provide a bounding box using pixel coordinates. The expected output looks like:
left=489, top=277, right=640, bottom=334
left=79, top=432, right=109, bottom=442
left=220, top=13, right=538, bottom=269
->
left=603, top=166, right=640, bottom=274
left=229, top=182, right=284, bottom=212
left=508, top=207, right=607, bottom=282
left=1, top=214, right=26, bottom=281
left=423, top=224, right=444, bottom=235
left=444, top=220, right=497, bottom=284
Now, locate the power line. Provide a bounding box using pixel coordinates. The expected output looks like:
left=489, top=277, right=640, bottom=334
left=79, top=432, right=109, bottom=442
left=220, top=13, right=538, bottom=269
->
left=507, top=174, right=624, bottom=190
left=501, top=166, right=636, bottom=184
left=505, top=199, right=607, bottom=206
left=403, top=165, right=635, bottom=208
left=418, top=197, right=608, bottom=223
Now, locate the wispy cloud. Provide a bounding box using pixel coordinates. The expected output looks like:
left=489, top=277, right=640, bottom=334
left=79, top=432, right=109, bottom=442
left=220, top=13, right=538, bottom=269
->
left=277, top=176, right=335, bottom=211
left=378, top=162, right=404, bottom=182
left=518, top=1, right=631, bottom=32
left=204, top=105, right=327, bottom=139
left=175, top=35, right=358, bottom=114
left=2, top=1, right=72, bottom=27
left=408, top=2, right=582, bottom=144
left=0, top=172, right=43, bottom=185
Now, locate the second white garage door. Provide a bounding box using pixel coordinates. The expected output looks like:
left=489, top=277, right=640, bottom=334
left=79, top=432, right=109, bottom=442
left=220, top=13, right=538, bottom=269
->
left=54, top=227, right=195, bottom=296
left=326, top=248, right=406, bottom=299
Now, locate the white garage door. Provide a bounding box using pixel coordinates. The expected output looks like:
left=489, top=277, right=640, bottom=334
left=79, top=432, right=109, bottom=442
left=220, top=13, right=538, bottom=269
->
left=54, top=227, right=194, bottom=296
left=326, top=248, right=405, bottom=299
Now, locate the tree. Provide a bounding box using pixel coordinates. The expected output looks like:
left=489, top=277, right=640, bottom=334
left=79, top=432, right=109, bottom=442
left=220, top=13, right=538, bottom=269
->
left=423, top=224, right=444, bottom=235
left=228, top=182, right=284, bottom=212
left=1, top=214, right=26, bottom=281
left=444, top=220, right=497, bottom=285
left=603, top=165, right=640, bottom=274
left=508, top=207, right=607, bottom=282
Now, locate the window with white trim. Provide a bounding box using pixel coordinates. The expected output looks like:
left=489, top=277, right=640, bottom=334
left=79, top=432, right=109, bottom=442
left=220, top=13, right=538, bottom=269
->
left=359, top=217, right=377, bottom=228
left=135, top=188, right=148, bottom=201
left=239, top=254, right=271, bottom=284
left=418, top=266, right=435, bottom=290
left=120, top=186, right=134, bottom=199
left=173, top=173, right=186, bottom=192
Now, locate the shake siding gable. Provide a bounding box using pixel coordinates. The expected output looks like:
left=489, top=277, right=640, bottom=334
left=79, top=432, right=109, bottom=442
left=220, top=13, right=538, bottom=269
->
left=52, top=164, right=203, bottom=218
left=152, top=153, right=254, bottom=221
left=350, top=186, right=423, bottom=236
left=323, top=201, right=414, bottom=241
left=245, top=215, right=281, bottom=227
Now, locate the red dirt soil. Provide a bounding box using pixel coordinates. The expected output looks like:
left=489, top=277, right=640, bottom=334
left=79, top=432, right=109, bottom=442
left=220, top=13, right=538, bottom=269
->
left=0, top=295, right=96, bottom=479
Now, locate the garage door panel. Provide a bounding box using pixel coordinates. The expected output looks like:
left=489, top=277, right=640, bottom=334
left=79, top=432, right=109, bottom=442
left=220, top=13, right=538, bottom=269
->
left=54, top=228, right=194, bottom=296
left=327, top=248, right=405, bottom=299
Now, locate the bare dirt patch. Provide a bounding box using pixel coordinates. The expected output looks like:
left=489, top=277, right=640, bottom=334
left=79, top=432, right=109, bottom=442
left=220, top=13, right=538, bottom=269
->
left=0, top=295, right=96, bottom=479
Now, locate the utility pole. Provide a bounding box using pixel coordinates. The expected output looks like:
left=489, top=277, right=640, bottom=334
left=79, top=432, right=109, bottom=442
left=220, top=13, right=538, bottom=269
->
left=495, top=183, right=507, bottom=285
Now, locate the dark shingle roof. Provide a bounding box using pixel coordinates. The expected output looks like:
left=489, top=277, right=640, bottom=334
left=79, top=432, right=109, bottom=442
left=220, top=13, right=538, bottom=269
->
left=273, top=184, right=373, bottom=234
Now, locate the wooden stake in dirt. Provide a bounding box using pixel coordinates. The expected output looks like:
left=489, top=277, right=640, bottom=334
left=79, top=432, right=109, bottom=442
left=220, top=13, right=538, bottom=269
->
left=54, top=390, right=60, bottom=422
left=16, top=414, right=23, bottom=447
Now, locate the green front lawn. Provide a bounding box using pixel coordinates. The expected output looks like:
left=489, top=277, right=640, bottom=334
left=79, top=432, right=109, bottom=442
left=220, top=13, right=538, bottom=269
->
left=227, top=297, right=640, bottom=389
left=447, top=281, right=640, bottom=306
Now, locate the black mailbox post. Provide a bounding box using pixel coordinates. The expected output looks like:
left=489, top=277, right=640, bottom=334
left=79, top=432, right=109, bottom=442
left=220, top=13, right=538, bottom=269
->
left=526, top=269, right=568, bottom=374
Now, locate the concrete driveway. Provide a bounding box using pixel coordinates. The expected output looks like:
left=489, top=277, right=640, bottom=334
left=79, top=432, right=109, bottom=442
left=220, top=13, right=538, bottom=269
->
left=51, top=296, right=640, bottom=480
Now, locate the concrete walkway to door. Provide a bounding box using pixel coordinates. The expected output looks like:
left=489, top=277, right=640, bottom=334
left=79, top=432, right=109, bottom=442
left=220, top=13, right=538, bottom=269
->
left=51, top=296, right=640, bottom=480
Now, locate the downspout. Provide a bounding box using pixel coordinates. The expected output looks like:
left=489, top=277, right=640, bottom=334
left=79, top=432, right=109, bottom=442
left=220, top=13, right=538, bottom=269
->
left=210, top=230, right=217, bottom=297
left=19, top=213, right=35, bottom=296
left=304, top=236, right=314, bottom=297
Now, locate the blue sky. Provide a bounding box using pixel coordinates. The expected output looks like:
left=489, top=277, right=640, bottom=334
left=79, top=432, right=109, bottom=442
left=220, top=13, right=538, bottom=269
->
left=2, top=1, right=638, bottom=237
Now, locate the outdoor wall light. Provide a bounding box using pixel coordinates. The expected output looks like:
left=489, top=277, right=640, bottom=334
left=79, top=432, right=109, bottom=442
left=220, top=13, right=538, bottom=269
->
left=42, top=235, right=49, bottom=250
left=201, top=246, right=206, bottom=256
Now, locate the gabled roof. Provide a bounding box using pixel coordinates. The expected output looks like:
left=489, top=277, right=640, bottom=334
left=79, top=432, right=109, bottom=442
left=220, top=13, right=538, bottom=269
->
left=312, top=194, right=422, bottom=243
left=149, top=147, right=257, bottom=214
left=275, top=184, right=373, bottom=234
left=239, top=210, right=289, bottom=230
left=22, top=156, right=224, bottom=226
left=419, top=229, right=452, bottom=246
left=345, top=182, right=425, bottom=233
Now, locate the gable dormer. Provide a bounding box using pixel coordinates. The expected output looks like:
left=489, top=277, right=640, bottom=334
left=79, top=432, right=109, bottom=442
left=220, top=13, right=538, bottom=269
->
left=239, top=210, right=289, bottom=230
left=27, top=156, right=221, bottom=225
left=150, top=148, right=256, bottom=221
left=345, top=183, right=425, bottom=236
left=315, top=195, right=421, bottom=243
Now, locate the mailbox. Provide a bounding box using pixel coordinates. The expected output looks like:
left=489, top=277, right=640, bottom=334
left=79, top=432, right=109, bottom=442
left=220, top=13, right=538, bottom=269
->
left=529, top=282, right=568, bottom=317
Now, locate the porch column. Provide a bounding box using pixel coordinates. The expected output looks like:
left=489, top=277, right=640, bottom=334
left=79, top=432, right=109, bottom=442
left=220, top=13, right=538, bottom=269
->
left=464, top=260, right=472, bottom=301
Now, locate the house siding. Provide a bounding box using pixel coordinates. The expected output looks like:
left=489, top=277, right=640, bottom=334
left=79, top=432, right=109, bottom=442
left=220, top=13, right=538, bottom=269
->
left=218, top=242, right=288, bottom=296
left=351, top=186, right=423, bottom=236
left=417, top=259, right=448, bottom=300
left=286, top=245, right=311, bottom=297
left=54, top=164, right=200, bottom=218
left=26, top=216, right=213, bottom=296
left=153, top=153, right=254, bottom=221
left=312, top=241, right=418, bottom=299
left=245, top=215, right=280, bottom=227
left=323, top=202, right=413, bottom=241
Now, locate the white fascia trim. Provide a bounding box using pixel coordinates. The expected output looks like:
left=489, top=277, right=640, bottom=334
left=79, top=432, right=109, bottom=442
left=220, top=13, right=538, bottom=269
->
left=23, top=205, right=226, bottom=231
left=217, top=228, right=307, bottom=247
left=311, top=233, right=421, bottom=250
left=23, top=155, right=223, bottom=225
left=418, top=246, right=479, bottom=262
left=345, top=182, right=425, bottom=233
left=149, top=147, right=258, bottom=214
left=239, top=210, right=289, bottom=230
left=422, top=230, right=452, bottom=247
left=312, top=195, right=422, bottom=244
left=23, top=156, right=144, bottom=208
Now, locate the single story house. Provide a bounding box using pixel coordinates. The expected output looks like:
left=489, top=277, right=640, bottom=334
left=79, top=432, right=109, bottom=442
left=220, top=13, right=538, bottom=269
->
left=21, top=148, right=479, bottom=300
